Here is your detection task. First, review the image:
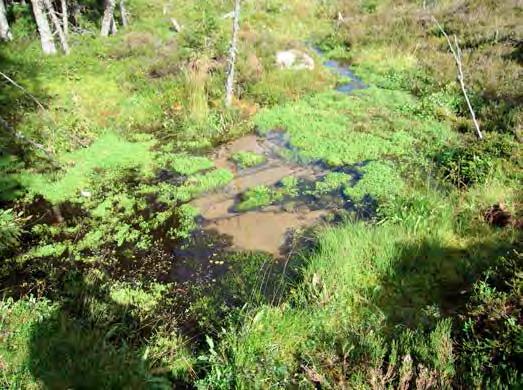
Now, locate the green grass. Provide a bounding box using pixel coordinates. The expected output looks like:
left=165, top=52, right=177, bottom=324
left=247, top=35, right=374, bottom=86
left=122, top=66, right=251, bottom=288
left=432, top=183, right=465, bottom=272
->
left=200, top=209, right=519, bottom=387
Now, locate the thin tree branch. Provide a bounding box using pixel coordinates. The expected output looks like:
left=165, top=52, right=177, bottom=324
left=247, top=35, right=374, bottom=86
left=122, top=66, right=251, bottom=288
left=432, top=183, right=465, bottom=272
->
left=433, top=16, right=483, bottom=140
left=0, top=116, right=56, bottom=162
left=0, top=71, right=46, bottom=111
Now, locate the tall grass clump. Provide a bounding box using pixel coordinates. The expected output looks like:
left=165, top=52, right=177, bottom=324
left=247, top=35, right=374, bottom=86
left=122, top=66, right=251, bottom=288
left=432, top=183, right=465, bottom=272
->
left=183, top=58, right=211, bottom=128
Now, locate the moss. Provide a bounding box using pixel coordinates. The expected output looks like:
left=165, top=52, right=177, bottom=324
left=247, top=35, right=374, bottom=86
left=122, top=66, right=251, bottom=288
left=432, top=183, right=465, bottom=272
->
left=314, top=172, right=351, bottom=195
left=20, top=133, right=155, bottom=204
left=184, top=168, right=234, bottom=196
left=343, top=161, right=404, bottom=201
left=231, top=151, right=266, bottom=169
left=255, top=89, right=453, bottom=166
left=236, top=185, right=275, bottom=212
left=169, top=154, right=214, bottom=176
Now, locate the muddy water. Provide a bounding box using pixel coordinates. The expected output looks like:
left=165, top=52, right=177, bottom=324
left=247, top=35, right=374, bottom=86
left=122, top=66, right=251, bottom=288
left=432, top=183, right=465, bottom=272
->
left=184, top=53, right=368, bottom=258
left=170, top=52, right=369, bottom=284
left=191, top=133, right=332, bottom=256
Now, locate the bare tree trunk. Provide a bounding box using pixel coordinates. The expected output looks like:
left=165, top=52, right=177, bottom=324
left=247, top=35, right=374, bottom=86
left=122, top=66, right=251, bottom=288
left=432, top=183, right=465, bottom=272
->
left=61, top=0, right=68, bottom=37
left=433, top=17, right=483, bottom=140
left=110, top=15, right=117, bottom=34
left=30, top=0, right=57, bottom=54
left=0, top=0, right=13, bottom=41
left=100, top=0, right=116, bottom=37
left=224, top=0, right=240, bottom=107
left=120, top=0, right=128, bottom=27
left=42, top=0, right=69, bottom=54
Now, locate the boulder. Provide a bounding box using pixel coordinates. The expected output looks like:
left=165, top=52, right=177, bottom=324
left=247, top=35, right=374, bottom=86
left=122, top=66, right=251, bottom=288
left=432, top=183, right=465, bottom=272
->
left=276, top=49, right=315, bottom=70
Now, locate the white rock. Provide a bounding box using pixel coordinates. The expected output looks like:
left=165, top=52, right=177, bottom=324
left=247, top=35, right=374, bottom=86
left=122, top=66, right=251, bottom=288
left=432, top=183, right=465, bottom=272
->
left=276, top=49, right=315, bottom=70
left=80, top=190, right=91, bottom=198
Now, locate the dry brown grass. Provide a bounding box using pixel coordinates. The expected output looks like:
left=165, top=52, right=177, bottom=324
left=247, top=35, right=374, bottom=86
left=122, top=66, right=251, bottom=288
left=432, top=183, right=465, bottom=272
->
left=331, top=0, right=522, bottom=134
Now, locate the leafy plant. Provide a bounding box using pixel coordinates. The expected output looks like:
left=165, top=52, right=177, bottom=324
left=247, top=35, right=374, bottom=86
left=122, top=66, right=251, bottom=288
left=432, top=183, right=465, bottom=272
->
left=236, top=185, right=275, bottom=211
left=0, top=208, right=23, bottom=255
left=231, top=151, right=266, bottom=169
left=436, top=145, right=493, bottom=188
left=457, top=252, right=523, bottom=387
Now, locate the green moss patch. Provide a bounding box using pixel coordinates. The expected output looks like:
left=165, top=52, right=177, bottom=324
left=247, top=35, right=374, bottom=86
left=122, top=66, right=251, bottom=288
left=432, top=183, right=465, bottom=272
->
left=231, top=151, right=266, bottom=169
left=20, top=133, right=155, bottom=204
left=255, top=89, right=453, bottom=166
left=168, top=154, right=214, bottom=176
left=344, top=161, right=404, bottom=201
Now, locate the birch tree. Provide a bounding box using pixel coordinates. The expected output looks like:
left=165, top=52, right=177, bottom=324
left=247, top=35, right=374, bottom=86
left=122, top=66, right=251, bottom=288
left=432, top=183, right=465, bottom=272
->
left=101, top=0, right=116, bottom=37
left=0, top=0, right=13, bottom=41
left=120, top=0, right=128, bottom=27
left=30, top=0, right=57, bottom=54
left=61, top=0, right=68, bottom=37
left=224, top=0, right=240, bottom=107
left=42, top=0, right=69, bottom=54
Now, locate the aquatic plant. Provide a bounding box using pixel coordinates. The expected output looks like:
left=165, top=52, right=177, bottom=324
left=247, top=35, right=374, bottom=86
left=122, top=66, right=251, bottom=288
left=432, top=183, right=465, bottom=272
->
left=231, top=151, right=266, bottom=169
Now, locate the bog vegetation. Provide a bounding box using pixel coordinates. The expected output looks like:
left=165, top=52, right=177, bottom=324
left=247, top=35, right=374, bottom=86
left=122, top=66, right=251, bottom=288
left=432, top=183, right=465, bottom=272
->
left=0, top=0, right=521, bottom=388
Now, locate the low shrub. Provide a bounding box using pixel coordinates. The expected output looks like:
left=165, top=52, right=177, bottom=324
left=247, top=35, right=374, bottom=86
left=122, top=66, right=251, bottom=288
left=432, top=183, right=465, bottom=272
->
left=436, top=133, right=516, bottom=188
left=457, top=251, right=523, bottom=387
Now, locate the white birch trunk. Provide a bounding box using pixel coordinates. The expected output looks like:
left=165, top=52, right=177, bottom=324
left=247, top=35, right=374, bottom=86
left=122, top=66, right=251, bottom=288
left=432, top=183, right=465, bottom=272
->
left=0, top=0, right=13, bottom=41
left=61, top=0, right=68, bottom=37
left=110, top=15, right=117, bottom=34
left=30, top=0, right=57, bottom=54
left=42, top=0, right=69, bottom=54
left=100, top=0, right=116, bottom=37
left=224, top=0, right=241, bottom=107
left=120, top=0, right=128, bottom=27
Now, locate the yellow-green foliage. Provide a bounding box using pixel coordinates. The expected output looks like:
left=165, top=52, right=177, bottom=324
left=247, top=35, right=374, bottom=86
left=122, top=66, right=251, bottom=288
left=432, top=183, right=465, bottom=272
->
left=168, top=154, right=214, bottom=175
left=20, top=133, right=155, bottom=204
left=202, top=222, right=465, bottom=387
left=0, top=297, right=58, bottom=388
left=344, top=161, right=404, bottom=201
left=314, top=172, right=351, bottom=195
left=255, top=89, right=454, bottom=166
left=236, top=185, right=275, bottom=211
left=1, top=0, right=521, bottom=388
left=110, top=282, right=169, bottom=315
left=231, top=151, right=266, bottom=169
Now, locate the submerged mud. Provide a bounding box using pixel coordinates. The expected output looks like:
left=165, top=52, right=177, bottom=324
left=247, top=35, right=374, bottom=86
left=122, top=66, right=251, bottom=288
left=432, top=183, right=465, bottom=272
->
left=187, top=132, right=372, bottom=258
